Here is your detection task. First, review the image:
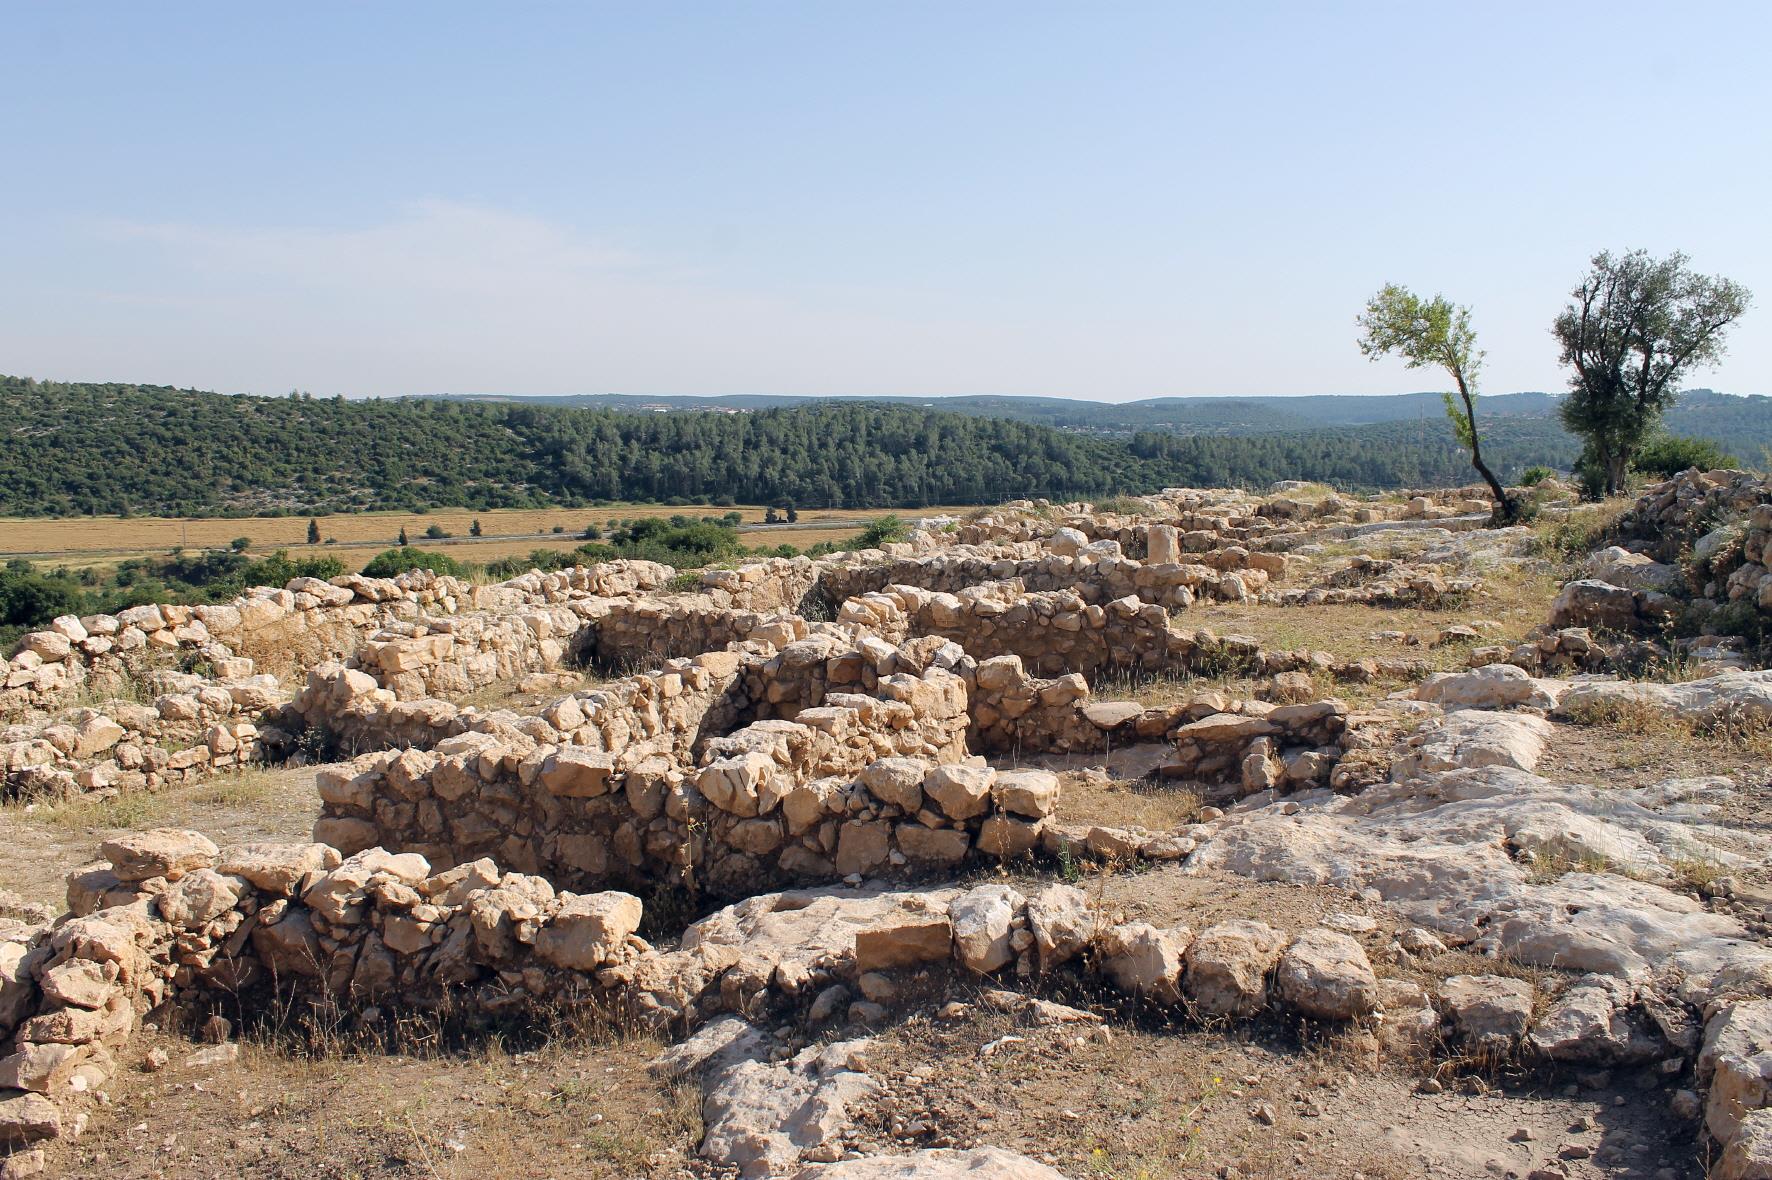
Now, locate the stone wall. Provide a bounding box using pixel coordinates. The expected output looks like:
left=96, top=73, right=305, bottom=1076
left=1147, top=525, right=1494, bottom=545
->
left=2, top=664, right=288, bottom=801
left=2, top=561, right=675, bottom=722
left=583, top=596, right=813, bottom=672
left=3, top=836, right=1716, bottom=1171
left=309, top=654, right=979, bottom=897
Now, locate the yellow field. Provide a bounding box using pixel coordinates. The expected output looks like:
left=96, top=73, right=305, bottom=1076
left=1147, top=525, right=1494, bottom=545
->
left=0, top=503, right=979, bottom=569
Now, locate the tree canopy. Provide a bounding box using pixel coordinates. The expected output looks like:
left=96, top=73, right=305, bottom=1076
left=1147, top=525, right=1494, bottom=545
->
left=1356, top=284, right=1515, bottom=521
left=1554, top=250, right=1751, bottom=495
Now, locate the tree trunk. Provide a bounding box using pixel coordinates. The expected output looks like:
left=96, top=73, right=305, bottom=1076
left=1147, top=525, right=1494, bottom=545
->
left=1605, top=452, right=1629, bottom=497
left=1455, top=380, right=1517, bottom=525
left=1472, top=450, right=1517, bottom=524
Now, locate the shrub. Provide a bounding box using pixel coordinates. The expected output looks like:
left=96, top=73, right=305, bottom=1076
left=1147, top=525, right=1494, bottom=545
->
left=424, top=523, right=449, bottom=539
left=857, top=515, right=909, bottom=548
left=361, top=547, right=465, bottom=578
left=481, top=548, right=577, bottom=580
left=1632, top=435, right=1738, bottom=479
left=1519, top=465, right=1554, bottom=486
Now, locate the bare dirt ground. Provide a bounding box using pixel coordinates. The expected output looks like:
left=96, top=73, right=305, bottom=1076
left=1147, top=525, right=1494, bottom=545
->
left=56, top=1019, right=701, bottom=1180
left=858, top=1002, right=1693, bottom=1180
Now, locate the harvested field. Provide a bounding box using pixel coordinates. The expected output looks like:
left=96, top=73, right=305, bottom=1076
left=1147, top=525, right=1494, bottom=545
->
left=0, top=502, right=981, bottom=566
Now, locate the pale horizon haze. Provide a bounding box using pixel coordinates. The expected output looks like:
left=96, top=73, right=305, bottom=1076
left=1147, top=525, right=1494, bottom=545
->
left=3, top=2, right=1768, bottom=402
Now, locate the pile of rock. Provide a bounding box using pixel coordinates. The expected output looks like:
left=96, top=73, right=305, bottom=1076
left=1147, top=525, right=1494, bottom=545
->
left=1277, top=555, right=1481, bottom=608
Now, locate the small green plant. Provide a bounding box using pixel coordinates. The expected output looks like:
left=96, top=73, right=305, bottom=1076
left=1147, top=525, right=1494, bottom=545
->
left=1056, top=841, right=1082, bottom=883
left=666, top=571, right=702, bottom=592
left=291, top=723, right=341, bottom=763
left=857, top=514, right=909, bottom=548
left=1670, top=856, right=1725, bottom=896
left=1518, top=465, right=1554, bottom=486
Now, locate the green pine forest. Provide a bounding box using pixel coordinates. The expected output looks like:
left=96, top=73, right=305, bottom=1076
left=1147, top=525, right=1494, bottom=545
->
left=2, top=375, right=1765, bottom=519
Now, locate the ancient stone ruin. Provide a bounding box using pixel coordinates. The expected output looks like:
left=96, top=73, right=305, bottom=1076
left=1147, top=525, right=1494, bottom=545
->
left=8, top=476, right=1772, bottom=1177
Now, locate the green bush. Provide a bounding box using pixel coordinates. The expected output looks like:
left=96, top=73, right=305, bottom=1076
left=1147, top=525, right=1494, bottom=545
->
left=1519, top=465, right=1554, bottom=486
left=1632, top=435, right=1737, bottom=479
left=857, top=515, right=909, bottom=548
left=481, top=548, right=578, bottom=580
left=361, top=547, right=465, bottom=578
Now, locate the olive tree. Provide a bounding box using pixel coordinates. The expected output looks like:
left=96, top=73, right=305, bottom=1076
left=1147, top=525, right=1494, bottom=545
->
left=1553, top=250, right=1751, bottom=496
left=1357, top=283, right=1515, bottom=522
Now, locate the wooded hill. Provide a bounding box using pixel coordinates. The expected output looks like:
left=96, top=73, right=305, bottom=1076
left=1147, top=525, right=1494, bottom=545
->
left=1, top=375, right=1754, bottom=517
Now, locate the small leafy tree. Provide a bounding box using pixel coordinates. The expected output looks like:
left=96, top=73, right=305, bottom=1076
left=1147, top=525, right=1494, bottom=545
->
left=397, top=526, right=409, bottom=546
left=469, top=518, right=483, bottom=537
left=229, top=536, right=251, bottom=552
left=306, top=518, right=321, bottom=544
left=1554, top=249, right=1751, bottom=496
left=424, top=523, right=448, bottom=539
left=1357, top=284, right=1515, bottom=522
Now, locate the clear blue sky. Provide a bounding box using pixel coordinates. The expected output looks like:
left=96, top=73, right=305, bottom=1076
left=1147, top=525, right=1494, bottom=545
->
left=3, top=2, right=1766, bottom=401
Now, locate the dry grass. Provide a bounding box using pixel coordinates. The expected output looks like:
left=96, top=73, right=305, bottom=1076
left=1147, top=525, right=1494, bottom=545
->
left=1557, top=694, right=1772, bottom=757
left=1669, top=855, right=1727, bottom=896
left=1528, top=497, right=1633, bottom=572
left=1056, top=770, right=1203, bottom=833
left=0, top=764, right=321, bottom=908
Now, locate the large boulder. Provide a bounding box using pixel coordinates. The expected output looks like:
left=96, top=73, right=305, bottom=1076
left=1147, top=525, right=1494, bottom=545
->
left=854, top=910, right=954, bottom=972
left=1098, top=922, right=1190, bottom=1004
left=1585, top=546, right=1684, bottom=595
left=535, top=891, right=643, bottom=971
left=1183, top=920, right=1285, bottom=1016
left=924, top=764, right=995, bottom=820
left=1274, top=928, right=1378, bottom=1020
left=949, top=885, right=1023, bottom=974
left=1391, top=710, right=1552, bottom=778
left=1527, top=974, right=1656, bottom=1063
left=1440, top=974, right=1533, bottom=1053
left=0, top=1090, right=61, bottom=1147
left=992, top=769, right=1060, bottom=819
left=100, top=829, right=219, bottom=882
left=701, top=1039, right=880, bottom=1178
left=221, top=842, right=342, bottom=896
left=1550, top=579, right=1640, bottom=632
left=1558, top=669, right=1772, bottom=728
left=1413, top=664, right=1565, bottom=712
left=1025, top=884, right=1094, bottom=973
left=1703, top=1000, right=1772, bottom=1146
left=1718, top=1107, right=1772, bottom=1180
